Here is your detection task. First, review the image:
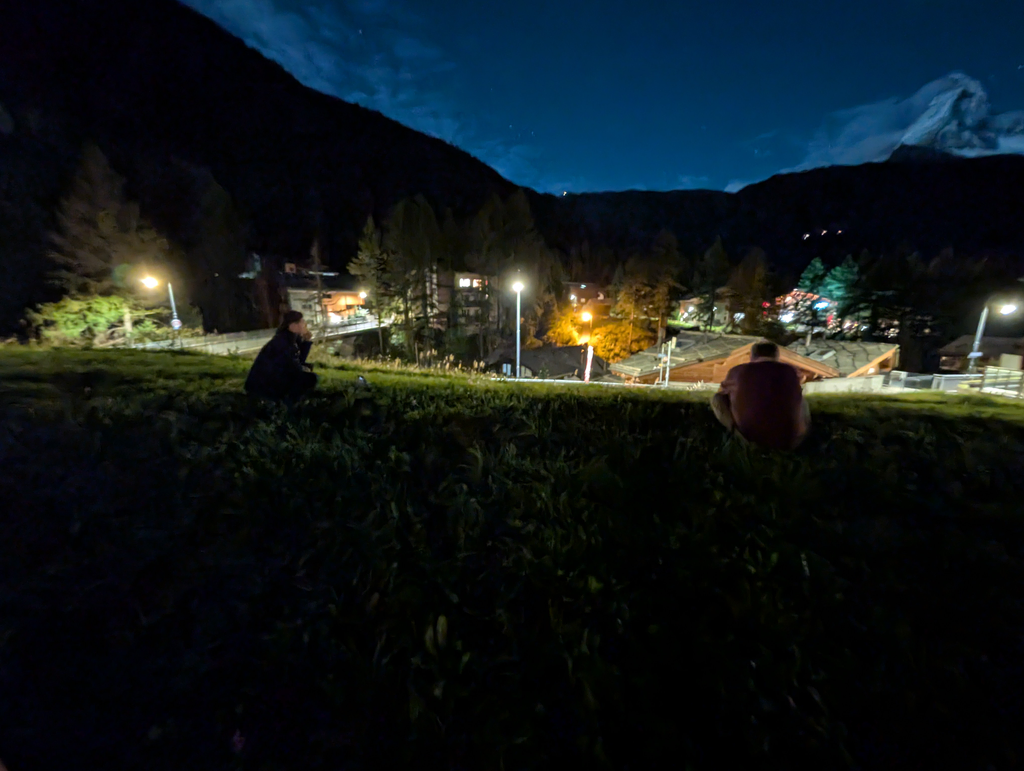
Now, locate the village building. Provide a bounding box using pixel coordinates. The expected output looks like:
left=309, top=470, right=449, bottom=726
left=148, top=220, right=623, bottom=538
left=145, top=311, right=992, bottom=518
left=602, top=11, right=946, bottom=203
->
left=487, top=344, right=616, bottom=381
left=612, top=331, right=901, bottom=385
left=937, top=336, right=1023, bottom=372
left=785, top=339, right=900, bottom=377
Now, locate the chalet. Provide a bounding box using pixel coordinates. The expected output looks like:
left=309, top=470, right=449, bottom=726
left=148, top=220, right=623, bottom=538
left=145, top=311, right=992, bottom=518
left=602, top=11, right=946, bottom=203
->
left=281, top=271, right=366, bottom=327
left=487, top=344, right=617, bottom=381
left=786, top=339, right=900, bottom=378
left=938, top=336, right=1023, bottom=372
left=611, top=331, right=841, bottom=385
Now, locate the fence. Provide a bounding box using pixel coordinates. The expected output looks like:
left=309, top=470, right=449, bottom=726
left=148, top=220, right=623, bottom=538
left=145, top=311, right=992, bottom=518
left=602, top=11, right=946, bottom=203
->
left=136, top=314, right=384, bottom=356
left=979, top=367, right=1024, bottom=398
left=803, top=375, right=886, bottom=394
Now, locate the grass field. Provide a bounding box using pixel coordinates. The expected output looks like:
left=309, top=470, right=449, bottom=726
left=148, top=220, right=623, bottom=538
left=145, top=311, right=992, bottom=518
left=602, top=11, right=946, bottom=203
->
left=2, top=348, right=1024, bottom=770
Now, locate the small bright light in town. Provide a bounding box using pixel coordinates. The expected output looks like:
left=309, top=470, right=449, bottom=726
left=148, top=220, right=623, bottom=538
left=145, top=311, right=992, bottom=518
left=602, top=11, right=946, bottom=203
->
left=581, top=312, right=592, bottom=322
left=781, top=312, right=796, bottom=323
left=512, top=281, right=524, bottom=293
left=814, top=300, right=830, bottom=310
left=359, top=291, right=367, bottom=299
left=570, top=294, right=576, bottom=301
left=580, top=284, right=586, bottom=288
left=1000, top=303, right=1018, bottom=315
left=141, top=276, right=159, bottom=289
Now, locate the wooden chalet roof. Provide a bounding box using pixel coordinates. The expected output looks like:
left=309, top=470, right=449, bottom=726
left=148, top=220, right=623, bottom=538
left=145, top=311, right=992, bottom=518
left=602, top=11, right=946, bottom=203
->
left=611, top=332, right=763, bottom=378
left=786, top=339, right=900, bottom=377
left=612, top=332, right=841, bottom=380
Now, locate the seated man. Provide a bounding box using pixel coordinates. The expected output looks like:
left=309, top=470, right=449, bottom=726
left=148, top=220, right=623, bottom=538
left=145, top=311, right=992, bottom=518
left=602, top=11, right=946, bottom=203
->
left=711, top=341, right=810, bottom=450
left=245, top=311, right=318, bottom=401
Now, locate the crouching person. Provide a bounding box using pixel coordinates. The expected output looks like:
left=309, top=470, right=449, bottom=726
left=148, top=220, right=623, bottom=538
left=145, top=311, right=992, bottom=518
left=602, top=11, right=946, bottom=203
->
left=245, top=311, right=318, bottom=401
left=711, top=341, right=810, bottom=451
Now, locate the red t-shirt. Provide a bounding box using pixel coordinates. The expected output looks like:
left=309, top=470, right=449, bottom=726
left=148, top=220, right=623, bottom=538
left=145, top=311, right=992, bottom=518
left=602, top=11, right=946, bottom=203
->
left=719, top=360, right=807, bottom=450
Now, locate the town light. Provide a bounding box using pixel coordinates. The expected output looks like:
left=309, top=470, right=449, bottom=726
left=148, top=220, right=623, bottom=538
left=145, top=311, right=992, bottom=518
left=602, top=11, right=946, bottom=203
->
left=1000, top=303, right=1018, bottom=316
left=359, top=291, right=368, bottom=299
left=512, top=281, right=524, bottom=294
left=581, top=311, right=592, bottom=322
left=141, top=276, right=159, bottom=289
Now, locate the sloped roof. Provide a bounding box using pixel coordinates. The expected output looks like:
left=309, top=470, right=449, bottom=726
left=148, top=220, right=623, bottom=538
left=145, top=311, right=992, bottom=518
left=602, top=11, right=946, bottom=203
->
left=786, top=339, right=899, bottom=377
left=611, top=332, right=763, bottom=378
left=488, top=344, right=610, bottom=379
left=938, top=335, right=1022, bottom=357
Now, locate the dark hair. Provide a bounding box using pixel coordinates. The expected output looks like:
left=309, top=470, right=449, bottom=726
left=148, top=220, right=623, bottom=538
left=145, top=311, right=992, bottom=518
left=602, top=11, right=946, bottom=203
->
left=751, top=341, right=780, bottom=360
left=279, top=310, right=304, bottom=331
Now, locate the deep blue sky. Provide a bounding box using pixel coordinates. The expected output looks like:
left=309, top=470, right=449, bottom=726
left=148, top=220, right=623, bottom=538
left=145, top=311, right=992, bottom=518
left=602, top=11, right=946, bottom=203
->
left=185, top=0, right=1024, bottom=193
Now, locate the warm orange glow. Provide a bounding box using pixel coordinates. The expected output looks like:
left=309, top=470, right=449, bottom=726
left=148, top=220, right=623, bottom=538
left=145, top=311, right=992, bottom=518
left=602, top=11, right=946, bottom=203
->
left=581, top=311, right=592, bottom=322
left=140, top=276, right=159, bottom=289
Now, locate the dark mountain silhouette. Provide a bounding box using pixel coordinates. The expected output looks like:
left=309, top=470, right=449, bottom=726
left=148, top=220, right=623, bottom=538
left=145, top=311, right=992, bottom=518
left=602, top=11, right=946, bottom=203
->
left=2, top=0, right=1023, bottom=333
left=529, top=151, right=1024, bottom=279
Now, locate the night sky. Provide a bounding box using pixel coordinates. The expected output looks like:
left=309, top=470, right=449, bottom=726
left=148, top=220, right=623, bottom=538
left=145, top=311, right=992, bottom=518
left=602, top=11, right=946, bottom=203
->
left=184, top=0, right=1024, bottom=194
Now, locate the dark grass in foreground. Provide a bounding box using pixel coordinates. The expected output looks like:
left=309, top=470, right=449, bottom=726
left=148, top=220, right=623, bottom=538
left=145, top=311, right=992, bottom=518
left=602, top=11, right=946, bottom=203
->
left=2, top=349, right=1024, bottom=770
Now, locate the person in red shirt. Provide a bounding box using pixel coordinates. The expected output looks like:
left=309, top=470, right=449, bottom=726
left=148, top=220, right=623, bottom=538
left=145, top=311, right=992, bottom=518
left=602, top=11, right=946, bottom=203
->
left=711, top=341, right=810, bottom=450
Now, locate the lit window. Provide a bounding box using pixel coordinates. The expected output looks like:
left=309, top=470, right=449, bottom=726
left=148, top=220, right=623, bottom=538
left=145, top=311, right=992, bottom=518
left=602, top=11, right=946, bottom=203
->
left=472, top=279, right=482, bottom=288
left=459, top=278, right=471, bottom=288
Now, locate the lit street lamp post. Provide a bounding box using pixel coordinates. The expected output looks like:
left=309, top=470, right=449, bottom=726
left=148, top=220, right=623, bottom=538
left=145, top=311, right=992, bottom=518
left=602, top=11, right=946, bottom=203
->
left=141, top=276, right=182, bottom=344
left=968, top=300, right=1019, bottom=373
left=512, top=280, right=524, bottom=378
left=581, top=310, right=593, bottom=342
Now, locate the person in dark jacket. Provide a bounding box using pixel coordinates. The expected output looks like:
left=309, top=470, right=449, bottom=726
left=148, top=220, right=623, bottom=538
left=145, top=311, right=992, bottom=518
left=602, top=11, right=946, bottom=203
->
left=245, top=311, right=318, bottom=401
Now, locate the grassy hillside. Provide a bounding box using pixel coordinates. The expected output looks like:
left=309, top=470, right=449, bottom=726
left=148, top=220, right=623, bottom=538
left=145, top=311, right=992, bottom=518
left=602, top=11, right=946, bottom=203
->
left=2, top=349, right=1024, bottom=769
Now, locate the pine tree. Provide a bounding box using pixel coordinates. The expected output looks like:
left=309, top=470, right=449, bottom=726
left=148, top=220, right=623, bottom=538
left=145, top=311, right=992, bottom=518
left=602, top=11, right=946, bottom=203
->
left=349, top=216, right=390, bottom=355
left=693, top=237, right=731, bottom=332
left=384, top=196, right=440, bottom=361
left=728, top=248, right=771, bottom=334
left=797, top=257, right=828, bottom=295
left=822, top=255, right=859, bottom=313
left=50, top=144, right=174, bottom=295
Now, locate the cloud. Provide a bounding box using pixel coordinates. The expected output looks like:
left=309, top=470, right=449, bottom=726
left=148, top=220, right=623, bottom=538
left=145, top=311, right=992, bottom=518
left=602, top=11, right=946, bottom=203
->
left=676, top=174, right=710, bottom=190
left=724, top=179, right=755, bottom=193
left=183, top=0, right=544, bottom=187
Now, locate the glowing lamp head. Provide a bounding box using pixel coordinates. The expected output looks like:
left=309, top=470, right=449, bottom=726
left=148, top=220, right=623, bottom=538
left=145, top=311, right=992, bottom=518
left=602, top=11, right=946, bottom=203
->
left=512, top=281, right=524, bottom=294
left=359, top=291, right=368, bottom=299
left=581, top=312, right=592, bottom=322
left=999, top=303, right=1018, bottom=316
left=141, top=276, right=159, bottom=289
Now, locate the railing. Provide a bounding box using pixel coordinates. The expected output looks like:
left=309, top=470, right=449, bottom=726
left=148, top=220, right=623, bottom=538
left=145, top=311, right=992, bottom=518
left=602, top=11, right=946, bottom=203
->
left=979, top=367, right=1024, bottom=398
left=136, top=313, right=385, bottom=355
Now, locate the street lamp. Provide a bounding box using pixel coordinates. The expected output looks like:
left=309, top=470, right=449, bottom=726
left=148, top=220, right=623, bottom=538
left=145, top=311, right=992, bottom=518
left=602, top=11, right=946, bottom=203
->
left=580, top=310, right=593, bottom=342
left=512, top=280, right=525, bottom=378
left=140, top=276, right=181, bottom=331
left=968, top=299, right=1021, bottom=373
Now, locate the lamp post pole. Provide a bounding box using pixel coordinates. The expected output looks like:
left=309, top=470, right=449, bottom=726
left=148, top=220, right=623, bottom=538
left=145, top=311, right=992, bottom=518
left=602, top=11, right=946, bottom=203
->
left=968, top=300, right=1020, bottom=373
left=167, top=283, right=179, bottom=324
left=512, top=280, right=524, bottom=379
left=515, top=287, right=522, bottom=378
left=967, top=305, right=989, bottom=374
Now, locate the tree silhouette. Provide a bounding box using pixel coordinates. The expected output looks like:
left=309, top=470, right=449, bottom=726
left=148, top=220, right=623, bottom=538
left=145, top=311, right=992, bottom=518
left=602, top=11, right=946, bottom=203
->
left=349, top=215, right=390, bottom=355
